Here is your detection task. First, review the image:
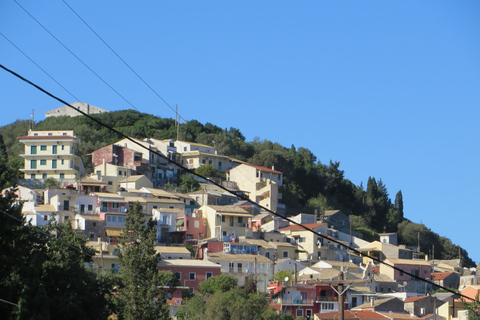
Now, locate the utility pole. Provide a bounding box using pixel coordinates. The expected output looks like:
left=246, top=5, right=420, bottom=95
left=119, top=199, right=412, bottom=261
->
left=309, top=272, right=371, bottom=320
left=175, top=104, right=180, bottom=141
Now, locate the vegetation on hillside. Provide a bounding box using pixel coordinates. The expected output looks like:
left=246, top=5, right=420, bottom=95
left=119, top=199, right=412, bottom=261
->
left=0, top=109, right=474, bottom=267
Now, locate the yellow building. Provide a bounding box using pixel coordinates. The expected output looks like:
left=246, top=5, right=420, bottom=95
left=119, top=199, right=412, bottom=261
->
left=199, top=205, right=253, bottom=240
left=19, top=130, right=85, bottom=183
left=227, top=163, right=284, bottom=213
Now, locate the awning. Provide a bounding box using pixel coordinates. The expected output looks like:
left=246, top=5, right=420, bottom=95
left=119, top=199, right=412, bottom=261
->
left=176, top=219, right=184, bottom=226
left=105, top=228, right=123, bottom=237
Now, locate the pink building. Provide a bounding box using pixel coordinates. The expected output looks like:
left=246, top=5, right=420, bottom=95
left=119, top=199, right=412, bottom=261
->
left=157, top=259, right=221, bottom=294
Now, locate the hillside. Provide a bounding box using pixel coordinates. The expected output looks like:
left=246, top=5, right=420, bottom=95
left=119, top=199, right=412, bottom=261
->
left=0, top=109, right=475, bottom=267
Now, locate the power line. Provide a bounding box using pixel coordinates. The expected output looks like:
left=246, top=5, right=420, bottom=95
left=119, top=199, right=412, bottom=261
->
left=0, top=63, right=469, bottom=301
left=0, top=32, right=80, bottom=102
left=61, top=0, right=186, bottom=123
left=12, top=0, right=141, bottom=112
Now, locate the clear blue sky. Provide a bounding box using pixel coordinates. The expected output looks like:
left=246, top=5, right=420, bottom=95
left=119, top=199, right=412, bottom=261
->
left=1, top=1, right=480, bottom=263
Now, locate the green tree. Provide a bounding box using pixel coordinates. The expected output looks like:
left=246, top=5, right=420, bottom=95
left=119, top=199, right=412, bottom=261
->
left=178, top=173, right=200, bottom=193
left=198, top=274, right=238, bottom=296
left=117, top=202, right=170, bottom=320
left=44, top=177, right=61, bottom=189
left=273, top=270, right=294, bottom=283
left=195, top=164, right=224, bottom=179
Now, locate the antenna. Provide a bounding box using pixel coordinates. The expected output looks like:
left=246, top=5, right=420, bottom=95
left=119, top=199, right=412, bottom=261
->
left=30, top=109, right=35, bottom=130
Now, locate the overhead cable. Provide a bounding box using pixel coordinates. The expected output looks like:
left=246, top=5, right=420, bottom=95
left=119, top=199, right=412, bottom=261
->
left=0, top=63, right=468, bottom=301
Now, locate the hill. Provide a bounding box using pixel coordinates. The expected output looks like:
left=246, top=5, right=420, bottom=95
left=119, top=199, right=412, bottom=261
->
left=0, top=109, right=475, bottom=267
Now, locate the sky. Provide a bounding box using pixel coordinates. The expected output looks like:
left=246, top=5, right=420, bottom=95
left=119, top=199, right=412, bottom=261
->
left=1, top=1, right=480, bottom=263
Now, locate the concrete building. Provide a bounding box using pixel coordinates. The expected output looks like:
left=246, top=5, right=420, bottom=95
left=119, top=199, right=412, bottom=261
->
left=207, top=253, right=274, bottom=292
left=18, top=130, right=85, bottom=185
left=227, top=163, right=284, bottom=214
left=199, top=205, right=253, bottom=241
left=175, top=140, right=240, bottom=173
left=278, top=222, right=328, bottom=261
left=45, top=102, right=108, bottom=118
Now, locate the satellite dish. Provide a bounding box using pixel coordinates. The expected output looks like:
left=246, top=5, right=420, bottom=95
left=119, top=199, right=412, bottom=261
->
left=284, top=276, right=289, bottom=282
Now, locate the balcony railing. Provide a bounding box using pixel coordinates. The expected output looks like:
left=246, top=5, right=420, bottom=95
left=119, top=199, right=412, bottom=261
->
left=316, top=296, right=338, bottom=302
left=274, top=298, right=314, bottom=306
left=100, top=207, right=127, bottom=213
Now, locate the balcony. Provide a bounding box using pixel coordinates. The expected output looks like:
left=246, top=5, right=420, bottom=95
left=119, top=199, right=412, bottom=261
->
left=316, top=296, right=338, bottom=302
left=274, top=298, right=314, bottom=306
left=100, top=206, right=127, bottom=213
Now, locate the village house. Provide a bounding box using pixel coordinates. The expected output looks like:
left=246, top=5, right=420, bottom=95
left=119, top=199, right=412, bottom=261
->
left=379, top=259, right=433, bottom=294
left=157, top=259, right=221, bottom=294
left=199, top=204, right=253, bottom=241
left=207, top=253, right=274, bottom=292
left=278, top=222, right=328, bottom=261
left=227, top=163, right=284, bottom=214
left=18, top=129, right=85, bottom=185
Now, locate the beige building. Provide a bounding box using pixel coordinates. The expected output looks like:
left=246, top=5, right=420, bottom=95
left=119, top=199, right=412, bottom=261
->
left=358, top=241, right=414, bottom=265
left=45, top=102, right=108, bottom=118
left=278, top=223, right=328, bottom=261
left=199, top=205, right=253, bottom=240
left=227, top=164, right=284, bottom=213
left=18, top=130, right=85, bottom=184
left=175, top=140, right=241, bottom=173
left=207, top=253, right=274, bottom=292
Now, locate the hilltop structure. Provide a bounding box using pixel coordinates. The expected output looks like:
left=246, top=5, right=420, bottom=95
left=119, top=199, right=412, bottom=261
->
left=45, top=102, right=108, bottom=118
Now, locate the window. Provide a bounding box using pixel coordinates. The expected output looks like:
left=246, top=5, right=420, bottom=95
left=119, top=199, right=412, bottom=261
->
left=40, top=145, right=47, bottom=151
left=229, top=262, right=234, bottom=273
left=108, top=181, right=113, bottom=185
left=175, top=272, right=182, bottom=280
left=118, top=171, right=122, bottom=176
left=42, top=173, right=47, bottom=179
left=40, top=159, right=46, bottom=165
left=61, top=159, right=64, bottom=165
left=88, top=204, right=93, bottom=211
left=48, top=133, right=52, bottom=136
left=206, top=272, right=213, bottom=279
left=238, top=217, right=243, bottom=223
left=31, top=160, right=37, bottom=169
left=113, top=203, right=120, bottom=209
left=265, top=252, right=271, bottom=259
left=237, top=263, right=242, bottom=273
left=189, top=272, right=196, bottom=280
left=221, top=216, right=225, bottom=222
left=59, top=173, right=64, bottom=179
left=31, top=174, right=36, bottom=179
left=92, top=222, right=96, bottom=227
left=296, top=309, right=303, bottom=317
left=61, top=145, right=65, bottom=150
left=282, top=251, right=289, bottom=258
left=306, top=310, right=312, bottom=317
left=63, top=200, right=69, bottom=211
left=52, top=159, right=57, bottom=169
left=299, top=237, right=306, bottom=243
left=31, top=145, right=37, bottom=154
left=300, top=292, right=307, bottom=300
left=44, top=215, right=48, bottom=221
left=80, top=204, right=85, bottom=212
left=52, top=145, right=57, bottom=154
left=218, top=161, right=222, bottom=167
left=194, top=220, right=199, bottom=228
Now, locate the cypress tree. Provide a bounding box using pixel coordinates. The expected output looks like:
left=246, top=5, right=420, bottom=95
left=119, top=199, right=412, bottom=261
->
left=117, top=202, right=169, bottom=320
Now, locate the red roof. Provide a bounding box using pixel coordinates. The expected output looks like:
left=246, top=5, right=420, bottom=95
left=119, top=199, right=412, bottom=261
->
left=278, top=223, right=327, bottom=231
left=245, top=164, right=282, bottom=174
left=432, top=272, right=454, bottom=281
left=404, top=295, right=428, bottom=303
left=315, top=310, right=388, bottom=320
